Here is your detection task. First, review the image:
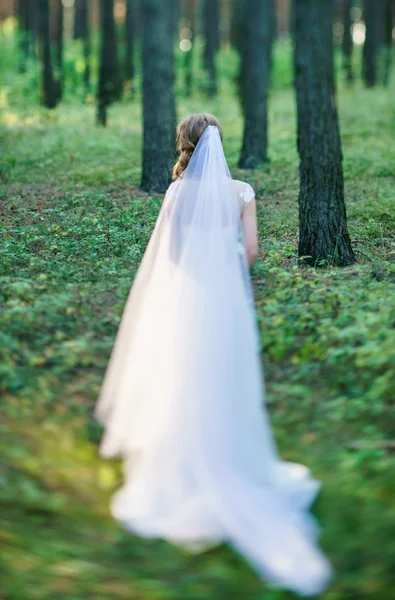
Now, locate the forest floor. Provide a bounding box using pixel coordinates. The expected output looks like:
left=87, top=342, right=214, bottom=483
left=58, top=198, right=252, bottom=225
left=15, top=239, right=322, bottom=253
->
left=1, top=64, right=395, bottom=599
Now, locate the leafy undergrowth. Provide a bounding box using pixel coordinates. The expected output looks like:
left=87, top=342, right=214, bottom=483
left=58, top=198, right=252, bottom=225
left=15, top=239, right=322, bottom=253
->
left=1, top=48, right=395, bottom=599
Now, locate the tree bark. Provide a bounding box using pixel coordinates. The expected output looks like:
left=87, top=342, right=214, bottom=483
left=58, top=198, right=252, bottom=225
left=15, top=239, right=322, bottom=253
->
left=28, top=0, right=41, bottom=48
left=171, top=0, right=181, bottom=36
left=38, top=0, right=59, bottom=108
left=203, top=0, right=220, bottom=96
left=73, top=0, right=89, bottom=38
left=230, top=0, right=244, bottom=52
left=294, top=0, right=355, bottom=267
left=17, top=0, right=31, bottom=71
left=183, top=0, right=196, bottom=96
left=219, top=0, right=232, bottom=45
left=140, top=0, right=176, bottom=193
left=362, top=0, right=385, bottom=87
left=238, top=0, right=274, bottom=169
left=91, top=0, right=100, bottom=29
left=96, top=0, right=121, bottom=125
left=73, top=0, right=90, bottom=89
left=50, top=0, right=63, bottom=103
left=382, top=0, right=393, bottom=85
left=125, top=0, right=136, bottom=83
left=342, top=0, right=353, bottom=83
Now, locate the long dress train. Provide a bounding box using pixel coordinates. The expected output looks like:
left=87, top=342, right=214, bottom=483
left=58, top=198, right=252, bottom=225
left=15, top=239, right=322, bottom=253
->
left=95, top=126, right=332, bottom=597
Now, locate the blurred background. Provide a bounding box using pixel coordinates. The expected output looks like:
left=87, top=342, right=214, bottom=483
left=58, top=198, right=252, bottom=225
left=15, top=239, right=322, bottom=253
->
left=1, top=1, right=395, bottom=599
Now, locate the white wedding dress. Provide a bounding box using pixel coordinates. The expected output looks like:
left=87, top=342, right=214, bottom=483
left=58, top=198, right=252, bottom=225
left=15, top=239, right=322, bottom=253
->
left=95, top=126, right=332, bottom=596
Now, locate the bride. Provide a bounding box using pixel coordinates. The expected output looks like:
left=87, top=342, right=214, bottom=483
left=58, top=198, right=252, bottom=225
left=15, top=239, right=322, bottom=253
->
left=95, top=114, right=332, bottom=596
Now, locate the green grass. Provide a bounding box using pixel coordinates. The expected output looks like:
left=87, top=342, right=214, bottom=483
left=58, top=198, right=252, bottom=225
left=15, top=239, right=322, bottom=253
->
left=1, top=34, right=395, bottom=600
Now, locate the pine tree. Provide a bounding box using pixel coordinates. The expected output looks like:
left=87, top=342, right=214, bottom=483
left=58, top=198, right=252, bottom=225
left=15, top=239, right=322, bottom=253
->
left=294, top=0, right=355, bottom=266
left=73, top=0, right=90, bottom=89
left=342, top=0, right=354, bottom=83
left=238, top=0, right=275, bottom=169
left=97, top=0, right=121, bottom=125
left=203, top=0, right=220, bottom=96
left=38, top=0, right=59, bottom=108
left=140, top=0, right=176, bottom=192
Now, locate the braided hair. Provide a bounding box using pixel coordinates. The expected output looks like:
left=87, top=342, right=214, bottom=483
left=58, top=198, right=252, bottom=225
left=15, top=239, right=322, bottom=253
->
left=172, top=113, right=223, bottom=180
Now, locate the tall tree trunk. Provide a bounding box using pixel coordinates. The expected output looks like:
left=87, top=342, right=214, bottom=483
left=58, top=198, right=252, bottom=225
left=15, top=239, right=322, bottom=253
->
left=342, top=0, right=353, bottom=83
left=91, top=0, right=100, bottom=29
left=382, top=0, right=393, bottom=85
left=73, top=0, right=88, bottom=38
left=17, top=0, right=30, bottom=71
left=269, top=0, right=277, bottom=44
left=230, top=0, right=244, bottom=52
left=203, top=0, right=220, bottom=96
left=171, top=0, right=181, bottom=36
left=140, top=0, right=176, bottom=193
left=51, top=0, right=63, bottom=103
left=219, top=0, right=232, bottom=45
left=294, top=0, right=355, bottom=267
left=362, top=0, right=384, bottom=87
left=238, top=0, right=274, bottom=169
left=38, top=0, right=59, bottom=108
left=125, top=0, right=136, bottom=83
left=73, top=0, right=90, bottom=89
left=28, top=0, right=40, bottom=54
left=184, top=0, right=196, bottom=96
left=97, top=0, right=121, bottom=125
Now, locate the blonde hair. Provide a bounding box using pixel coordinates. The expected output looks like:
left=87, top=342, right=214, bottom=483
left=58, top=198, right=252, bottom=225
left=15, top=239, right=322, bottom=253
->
left=172, top=113, right=223, bottom=180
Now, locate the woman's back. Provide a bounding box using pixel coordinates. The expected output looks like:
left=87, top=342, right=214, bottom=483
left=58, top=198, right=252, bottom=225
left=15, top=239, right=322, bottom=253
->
left=169, top=178, right=254, bottom=214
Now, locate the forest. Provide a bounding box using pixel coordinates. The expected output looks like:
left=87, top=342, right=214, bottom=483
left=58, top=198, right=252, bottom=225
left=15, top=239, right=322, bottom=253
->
left=0, top=0, right=394, bottom=598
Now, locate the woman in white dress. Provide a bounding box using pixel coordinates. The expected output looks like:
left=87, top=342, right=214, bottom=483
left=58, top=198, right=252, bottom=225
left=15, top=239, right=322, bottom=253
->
left=95, top=114, right=332, bottom=597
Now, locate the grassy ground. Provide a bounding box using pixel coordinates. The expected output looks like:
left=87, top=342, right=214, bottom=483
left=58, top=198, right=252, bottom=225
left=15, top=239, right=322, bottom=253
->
left=1, top=37, right=395, bottom=599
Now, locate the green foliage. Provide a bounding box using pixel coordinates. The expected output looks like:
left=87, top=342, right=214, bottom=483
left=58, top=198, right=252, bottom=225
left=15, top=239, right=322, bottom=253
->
left=1, top=30, right=395, bottom=600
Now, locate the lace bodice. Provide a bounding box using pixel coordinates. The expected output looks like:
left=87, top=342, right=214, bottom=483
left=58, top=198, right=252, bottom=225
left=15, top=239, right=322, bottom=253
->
left=168, top=178, right=255, bottom=215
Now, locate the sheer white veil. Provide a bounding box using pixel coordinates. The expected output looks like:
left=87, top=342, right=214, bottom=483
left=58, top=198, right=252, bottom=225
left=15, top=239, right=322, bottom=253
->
left=95, top=124, right=260, bottom=457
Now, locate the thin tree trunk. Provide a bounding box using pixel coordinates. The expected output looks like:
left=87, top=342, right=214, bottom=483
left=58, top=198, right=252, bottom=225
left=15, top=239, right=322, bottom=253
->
left=362, top=0, right=384, bottom=86
left=203, top=0, right=220, bottom=96
left=74, top=0, right=88, bottom=38
left=171, top=0, right=181, bottom=36
left=219, top=0, right=232, bottom=45
left=382, top=0, right=393, bottom=85
left=184, top=0, right=196, bottom=96
left=140, top=0, right=176, bottom=193
left=38, top=0, right=59, bottom=108
left=51, top=0, right=63, bottom=103
left=82, top=32, right=91, bottom=90
left=342, top=0, right=353, bottom=83
left=125, top=0, right=136, bottom=83
left=17, top=0, right=30, bottom=71
left=96, top=0, right=121, bottom=125
left=28, top=0, right=40, bottom=58
left=230, top=0, right=244, bottom=52
left=270, top=0, right=277, bottom=43
left=91, top=0, right=100, bottom=29
left=238, top=0, right=274, bottom=169
left=74, top=0, right=90, bottom=90
left=294, top=0, right=355, bottom=267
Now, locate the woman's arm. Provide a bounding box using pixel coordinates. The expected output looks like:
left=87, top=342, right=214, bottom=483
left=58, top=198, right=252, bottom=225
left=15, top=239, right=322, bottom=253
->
left=242, top=198, right=259, bottom=267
